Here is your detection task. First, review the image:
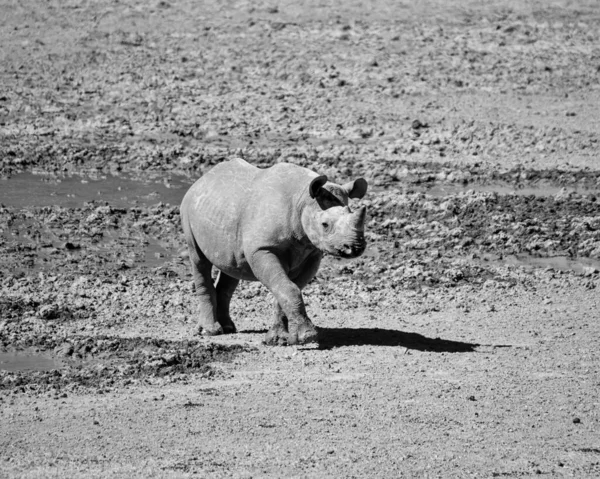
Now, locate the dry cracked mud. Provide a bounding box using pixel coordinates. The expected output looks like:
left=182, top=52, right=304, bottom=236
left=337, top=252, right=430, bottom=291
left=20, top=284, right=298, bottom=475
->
left=1, top=0, right=600, bottom=477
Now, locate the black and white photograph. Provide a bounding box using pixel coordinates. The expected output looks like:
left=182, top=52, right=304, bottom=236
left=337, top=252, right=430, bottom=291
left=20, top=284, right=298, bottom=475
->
left=1, top=0, right=599, bottom=477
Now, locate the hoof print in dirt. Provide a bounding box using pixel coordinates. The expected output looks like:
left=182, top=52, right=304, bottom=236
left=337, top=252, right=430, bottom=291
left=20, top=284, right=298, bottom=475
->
left=181, top=158, right=368, bottom=347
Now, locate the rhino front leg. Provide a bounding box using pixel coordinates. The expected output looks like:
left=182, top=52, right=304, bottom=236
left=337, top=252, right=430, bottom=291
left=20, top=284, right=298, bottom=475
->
left=264, top=254, right=321, bottom=346
left=252, top=251, right=319, bottom=346
left=264, top=300, right=289, bottom=346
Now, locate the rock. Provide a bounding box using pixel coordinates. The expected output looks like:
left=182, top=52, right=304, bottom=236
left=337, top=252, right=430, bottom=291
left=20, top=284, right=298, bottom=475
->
left=411, top=119, right=427, bottom=130
left=555, top=187, right=574, bottom=200
left=39, top=304, right=60, bottom=320
left=582, top=266, right=598, bottom=276
left=162, top=353, right=178, bottom=366
left=54, top=342, right=74, bottom=357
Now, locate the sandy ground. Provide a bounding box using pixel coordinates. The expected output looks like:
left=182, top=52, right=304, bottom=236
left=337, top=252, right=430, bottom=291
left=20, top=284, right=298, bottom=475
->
left=1, top=0, right=600, bottom=477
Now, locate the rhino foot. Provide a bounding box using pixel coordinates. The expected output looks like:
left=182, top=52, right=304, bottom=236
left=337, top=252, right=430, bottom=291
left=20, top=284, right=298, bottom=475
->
left=263, top=326, right=289, bottom=346
left=199, top=323, right=224, bottom=336
left=286, top=322, right=319, bottom=346
left=198, top=319, right=237, bottom=336
left=220, top=321, right=237, bottom=334
left=297, top=323, right=319, bottom=345
left=264, top=321, right=318, bottom=346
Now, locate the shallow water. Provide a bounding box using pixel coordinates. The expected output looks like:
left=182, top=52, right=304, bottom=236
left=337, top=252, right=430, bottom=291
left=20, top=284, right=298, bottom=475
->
left=0, top=171, right=193, bottom=208
left=499, top=254, right=600, bottom=275
left=3, top=172, right=598, bottom=208
left=413, top=183, right=598, bottom=198
left=0, top=350, right=62, bottom=372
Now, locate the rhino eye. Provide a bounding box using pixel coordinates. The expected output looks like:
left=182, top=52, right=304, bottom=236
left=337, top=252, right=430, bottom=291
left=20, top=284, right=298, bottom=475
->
left=321, top=221, right=331, bottom=231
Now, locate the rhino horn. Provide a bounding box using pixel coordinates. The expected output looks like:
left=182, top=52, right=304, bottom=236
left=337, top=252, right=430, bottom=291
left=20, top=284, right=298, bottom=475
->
left=352, top=206, right=367, bottom=229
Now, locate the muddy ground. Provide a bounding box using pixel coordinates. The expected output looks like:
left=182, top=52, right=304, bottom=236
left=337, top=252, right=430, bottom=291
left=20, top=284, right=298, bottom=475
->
left=1, top=0, right=600, bottom=477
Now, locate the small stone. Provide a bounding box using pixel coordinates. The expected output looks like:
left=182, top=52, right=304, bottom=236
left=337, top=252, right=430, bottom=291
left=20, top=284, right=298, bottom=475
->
left=582, top=266, right=598, bottom=277
left=54, top=342, right=74, bottom=357
left=39, top=304, right=60, bottom=320
left=412, top=119, right=427, bottom=130
left=555, top=187, right=574, bottom=200
left=572, top=417, right=581, bottom=424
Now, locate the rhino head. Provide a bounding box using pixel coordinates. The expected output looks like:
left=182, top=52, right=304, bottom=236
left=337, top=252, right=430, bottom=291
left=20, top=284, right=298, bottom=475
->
left=302, top=175, right=368, bottom=258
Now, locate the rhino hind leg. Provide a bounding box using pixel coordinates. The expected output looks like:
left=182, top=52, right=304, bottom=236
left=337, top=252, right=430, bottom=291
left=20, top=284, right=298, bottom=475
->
left=185, top=234, right=224, bottom=336
left=214, top=271, right=239, bottom=334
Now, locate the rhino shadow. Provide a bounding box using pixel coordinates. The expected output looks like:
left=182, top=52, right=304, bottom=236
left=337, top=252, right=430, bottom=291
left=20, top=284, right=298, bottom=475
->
left=317, top=327, right=480, bottom=352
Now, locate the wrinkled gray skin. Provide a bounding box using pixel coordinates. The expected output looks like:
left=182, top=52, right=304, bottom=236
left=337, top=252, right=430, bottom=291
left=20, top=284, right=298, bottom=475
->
left=180, top=158, right=368, bottom=345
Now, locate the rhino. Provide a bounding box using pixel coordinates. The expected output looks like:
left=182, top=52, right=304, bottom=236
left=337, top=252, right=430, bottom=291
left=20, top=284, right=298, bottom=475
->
left=180, top=158, right=368, bottom=345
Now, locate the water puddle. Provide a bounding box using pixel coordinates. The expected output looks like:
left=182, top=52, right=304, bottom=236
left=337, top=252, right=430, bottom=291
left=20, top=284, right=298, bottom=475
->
left=481, top=254, right=600, bottom=275
left=0, top=350, right=63, bottom=372
left=0, top=338, right=250, bottom=388
left=0, top=172, right=192, bottom=269
left=381, top=182, right=599, bottom=198
left=0, top=171, right=193, bottom=208
left=143, top=237, right=177, bottom=267
left=426, top=183, right=598, bottom=198
left=3, top=173, right=598, bottom=209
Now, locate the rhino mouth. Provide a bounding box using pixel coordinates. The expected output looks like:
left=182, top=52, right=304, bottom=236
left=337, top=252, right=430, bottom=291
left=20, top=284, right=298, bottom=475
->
left=332, top=242, right=366, bottom=259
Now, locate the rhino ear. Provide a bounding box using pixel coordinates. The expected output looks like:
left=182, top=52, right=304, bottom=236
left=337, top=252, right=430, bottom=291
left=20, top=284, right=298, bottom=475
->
left=309, top=175, right=328, bottom=199
left=343, top=178, right=368, bottom=199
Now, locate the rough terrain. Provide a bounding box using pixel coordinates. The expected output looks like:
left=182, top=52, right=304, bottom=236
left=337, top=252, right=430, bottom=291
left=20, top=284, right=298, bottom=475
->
left=1, top=0, right=600, bottom=477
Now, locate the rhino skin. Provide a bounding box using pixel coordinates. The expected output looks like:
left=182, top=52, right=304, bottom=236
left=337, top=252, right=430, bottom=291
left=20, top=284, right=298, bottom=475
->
left=180, top=158, right=368, bottom=346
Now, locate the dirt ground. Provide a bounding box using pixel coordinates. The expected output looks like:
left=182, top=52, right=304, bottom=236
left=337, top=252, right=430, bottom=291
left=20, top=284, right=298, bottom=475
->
left=1, top=0, right=600, bottom=477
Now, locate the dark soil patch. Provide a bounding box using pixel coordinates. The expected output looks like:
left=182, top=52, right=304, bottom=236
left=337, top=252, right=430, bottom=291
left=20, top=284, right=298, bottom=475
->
left=0, top=336, right=253, bottom=393
left=369, top=189, right=600, bottom=261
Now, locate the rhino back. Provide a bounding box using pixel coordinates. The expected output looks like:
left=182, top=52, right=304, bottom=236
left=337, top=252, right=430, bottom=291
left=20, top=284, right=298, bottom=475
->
left=241, top=163, right=320, bottom=269
left=181, top=159, right=259, bottom=278
left=243, top=162, right=317, bottom=238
